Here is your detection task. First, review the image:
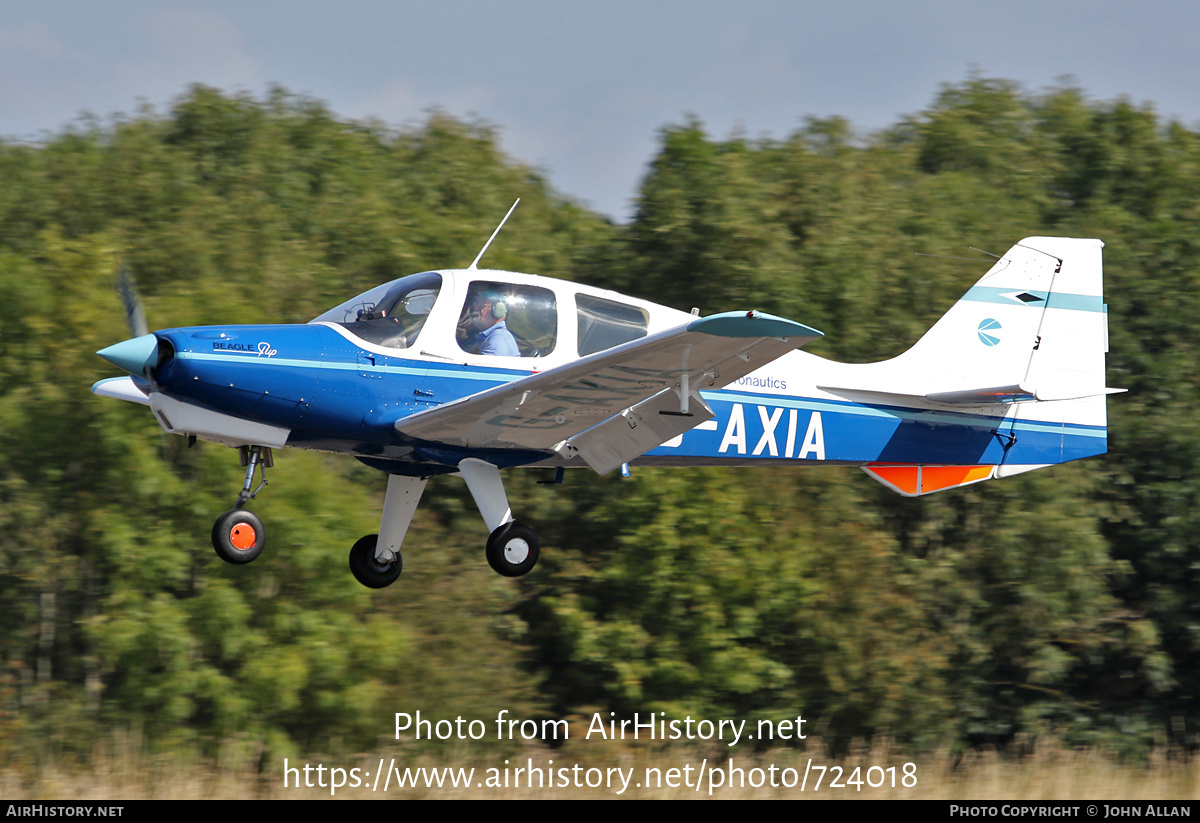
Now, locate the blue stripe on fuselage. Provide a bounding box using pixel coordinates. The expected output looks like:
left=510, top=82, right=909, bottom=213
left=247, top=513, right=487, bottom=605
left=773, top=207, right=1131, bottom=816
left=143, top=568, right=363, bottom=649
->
left=153, top=324, right=1105, bottom=468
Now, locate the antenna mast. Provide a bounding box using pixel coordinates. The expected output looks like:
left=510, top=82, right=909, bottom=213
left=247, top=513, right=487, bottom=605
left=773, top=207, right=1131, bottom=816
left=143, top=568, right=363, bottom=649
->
left=468, top=199, right=520, bottom=270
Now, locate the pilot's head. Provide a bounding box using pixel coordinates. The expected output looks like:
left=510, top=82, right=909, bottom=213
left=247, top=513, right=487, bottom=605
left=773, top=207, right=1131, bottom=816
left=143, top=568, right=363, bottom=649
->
left=470, top=291, right=507, bottom=329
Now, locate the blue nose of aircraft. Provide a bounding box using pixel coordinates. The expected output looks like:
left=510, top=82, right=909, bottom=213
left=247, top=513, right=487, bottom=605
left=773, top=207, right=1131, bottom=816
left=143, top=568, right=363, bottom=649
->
left=97, top=334, right=159, bottom=378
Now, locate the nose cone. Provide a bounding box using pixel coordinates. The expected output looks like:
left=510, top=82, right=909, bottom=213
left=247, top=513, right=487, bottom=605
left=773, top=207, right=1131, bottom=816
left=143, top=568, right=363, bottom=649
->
left=97, top=334, right=159, bottom=377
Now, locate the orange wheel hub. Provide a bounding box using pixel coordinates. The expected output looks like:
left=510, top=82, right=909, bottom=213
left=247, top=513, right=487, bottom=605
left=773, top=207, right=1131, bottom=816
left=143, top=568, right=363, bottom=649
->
left=229, top=523, right=257, bottom=550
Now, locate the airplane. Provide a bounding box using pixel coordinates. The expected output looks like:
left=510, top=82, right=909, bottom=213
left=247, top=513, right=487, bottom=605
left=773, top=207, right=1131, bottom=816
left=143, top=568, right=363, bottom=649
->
left=92, top=206, right=1119, bottom=588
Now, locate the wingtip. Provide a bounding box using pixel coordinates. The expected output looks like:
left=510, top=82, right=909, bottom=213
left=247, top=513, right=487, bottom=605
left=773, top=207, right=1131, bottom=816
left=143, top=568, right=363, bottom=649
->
left=687, top=310, right=824, bottom=340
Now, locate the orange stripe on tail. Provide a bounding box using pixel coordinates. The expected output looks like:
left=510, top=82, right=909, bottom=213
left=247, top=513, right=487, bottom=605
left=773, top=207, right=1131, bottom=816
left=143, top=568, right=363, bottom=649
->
left=863, top=464, right=997, bottom=497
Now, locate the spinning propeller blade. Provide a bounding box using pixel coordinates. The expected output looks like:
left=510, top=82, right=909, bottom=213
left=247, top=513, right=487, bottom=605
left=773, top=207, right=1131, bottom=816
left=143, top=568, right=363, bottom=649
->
left=97, top=255, right=159, bottom=379
left=116, top=255, right=148, bottom=339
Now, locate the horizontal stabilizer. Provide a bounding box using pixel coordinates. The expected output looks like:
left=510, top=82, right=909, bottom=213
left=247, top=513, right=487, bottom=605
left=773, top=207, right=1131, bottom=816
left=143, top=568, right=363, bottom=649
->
left=927, top=385, right=1125, bottom=404
left=821, top=383, right=1035, bottom=406
left=1030, top=386, right=1127, bottom=402
left=822, top=384, right=1126, bottom=406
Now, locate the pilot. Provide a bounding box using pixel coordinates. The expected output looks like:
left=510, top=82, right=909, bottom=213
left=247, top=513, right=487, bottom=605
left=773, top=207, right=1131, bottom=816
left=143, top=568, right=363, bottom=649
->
left=466, top=291, right=520, bottom=357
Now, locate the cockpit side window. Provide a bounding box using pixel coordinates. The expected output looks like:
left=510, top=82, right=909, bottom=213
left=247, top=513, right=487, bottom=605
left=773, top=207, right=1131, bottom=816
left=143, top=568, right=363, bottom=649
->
left=456, top=281, right=557, bottom=358
left=577, top=294, right=649, bottom=356
left=312, top=272, right=442, bottom=350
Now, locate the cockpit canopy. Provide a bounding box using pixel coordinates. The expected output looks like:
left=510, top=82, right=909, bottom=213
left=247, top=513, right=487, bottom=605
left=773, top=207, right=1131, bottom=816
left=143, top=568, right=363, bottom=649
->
left=311, top=271, right=442, bottom=349
left=312, top=269, right=665, bottom=361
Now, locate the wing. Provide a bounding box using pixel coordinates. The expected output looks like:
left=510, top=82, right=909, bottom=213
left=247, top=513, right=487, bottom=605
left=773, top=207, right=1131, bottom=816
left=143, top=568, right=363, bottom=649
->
left=397, top=310, right=823, bottom=474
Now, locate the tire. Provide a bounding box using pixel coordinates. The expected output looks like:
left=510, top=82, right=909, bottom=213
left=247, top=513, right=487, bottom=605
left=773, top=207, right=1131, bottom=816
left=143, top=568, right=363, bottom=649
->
left=348, top=534, right=403, bottom=588
left=212, top=509, right=266, bottom=565
left=485, top=521, right=540, bottom=577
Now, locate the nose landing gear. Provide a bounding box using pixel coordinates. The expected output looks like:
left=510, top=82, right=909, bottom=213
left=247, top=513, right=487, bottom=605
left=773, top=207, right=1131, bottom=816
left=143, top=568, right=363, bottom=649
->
left=211, top=445, right=272, bottom=565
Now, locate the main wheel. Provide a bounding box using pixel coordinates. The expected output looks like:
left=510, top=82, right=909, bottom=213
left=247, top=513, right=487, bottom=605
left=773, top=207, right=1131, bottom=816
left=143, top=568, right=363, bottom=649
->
left=212, top=509, right=266, bottom=564
left=348, top=534, right=403, bottom=588
left=485, top=521, right=540, bottom=577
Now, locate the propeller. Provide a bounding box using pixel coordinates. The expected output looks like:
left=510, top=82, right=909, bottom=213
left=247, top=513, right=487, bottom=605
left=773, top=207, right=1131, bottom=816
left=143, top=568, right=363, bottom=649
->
left=97, top=255, right=160, bottom=379
left=117, top=254, right=147, bottom=338
left=94, top=255, right=188, bottom=459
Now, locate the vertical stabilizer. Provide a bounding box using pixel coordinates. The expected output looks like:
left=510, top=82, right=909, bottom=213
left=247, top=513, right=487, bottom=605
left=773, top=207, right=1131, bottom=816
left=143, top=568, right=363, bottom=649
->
left=892, top=237, right=1107, bottom=399
left=857, top=237, right=1112, bottom=496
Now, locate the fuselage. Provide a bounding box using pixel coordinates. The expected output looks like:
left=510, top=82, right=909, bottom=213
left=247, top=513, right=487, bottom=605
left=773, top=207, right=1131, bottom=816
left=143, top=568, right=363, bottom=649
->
left=140, top=267, right=1106, bottom=476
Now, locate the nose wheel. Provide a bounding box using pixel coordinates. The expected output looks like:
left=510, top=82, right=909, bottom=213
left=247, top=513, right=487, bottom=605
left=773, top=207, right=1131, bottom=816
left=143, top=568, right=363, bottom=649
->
left=212, top=509, right=265, bottom=564
left=211, top=445, right=272, bottom=565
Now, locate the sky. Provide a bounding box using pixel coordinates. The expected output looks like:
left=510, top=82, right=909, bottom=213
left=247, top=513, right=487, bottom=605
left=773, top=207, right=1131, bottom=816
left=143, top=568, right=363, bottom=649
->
left=2, top=1, right=1197, bottom=221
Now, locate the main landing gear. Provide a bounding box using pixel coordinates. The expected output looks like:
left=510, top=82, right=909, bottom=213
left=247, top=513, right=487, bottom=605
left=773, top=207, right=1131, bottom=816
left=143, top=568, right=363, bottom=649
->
left=211, top=445, right=271, bottom=565
left=486, top=521, right=539, bottom=577
left=348, top=533, right=402, bottom=588
left=347, top=472, right=424, bottom=588
left=343, top=459, right=541, bottom=588
left=458, top=458, right=540, bottom=578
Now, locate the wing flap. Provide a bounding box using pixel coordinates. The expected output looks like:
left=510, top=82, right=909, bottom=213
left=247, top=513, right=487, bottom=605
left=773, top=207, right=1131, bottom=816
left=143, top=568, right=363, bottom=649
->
left=562, top=388, right=716, bottom=475
left=397, top=310, right=822, bottom=458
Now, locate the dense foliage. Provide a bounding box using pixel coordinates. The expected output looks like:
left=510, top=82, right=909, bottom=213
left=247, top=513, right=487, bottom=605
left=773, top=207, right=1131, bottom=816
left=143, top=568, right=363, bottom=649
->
left=2, top=79, right=1197, bottom=761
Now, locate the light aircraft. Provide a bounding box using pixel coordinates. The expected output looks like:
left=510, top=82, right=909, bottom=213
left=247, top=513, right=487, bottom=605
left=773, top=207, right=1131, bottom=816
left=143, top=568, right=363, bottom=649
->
left=93, top=205, right=1119, bottom=588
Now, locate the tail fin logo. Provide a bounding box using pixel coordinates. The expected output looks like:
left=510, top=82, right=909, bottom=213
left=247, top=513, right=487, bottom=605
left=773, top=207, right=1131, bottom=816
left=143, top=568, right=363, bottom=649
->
left=977, top=318, right=1002, bottom=347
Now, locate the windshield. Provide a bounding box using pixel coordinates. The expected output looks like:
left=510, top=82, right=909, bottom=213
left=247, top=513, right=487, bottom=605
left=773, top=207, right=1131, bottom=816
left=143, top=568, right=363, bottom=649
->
left=311, top=272, right=442, bottom=349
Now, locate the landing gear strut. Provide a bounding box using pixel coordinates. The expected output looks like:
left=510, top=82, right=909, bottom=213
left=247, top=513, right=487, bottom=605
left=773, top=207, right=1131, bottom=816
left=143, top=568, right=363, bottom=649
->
left=211, top=445, right=272, bottom=565
left=205, top=448, right=545, bottom=584
left=234, top=444, right=271, bottom=507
